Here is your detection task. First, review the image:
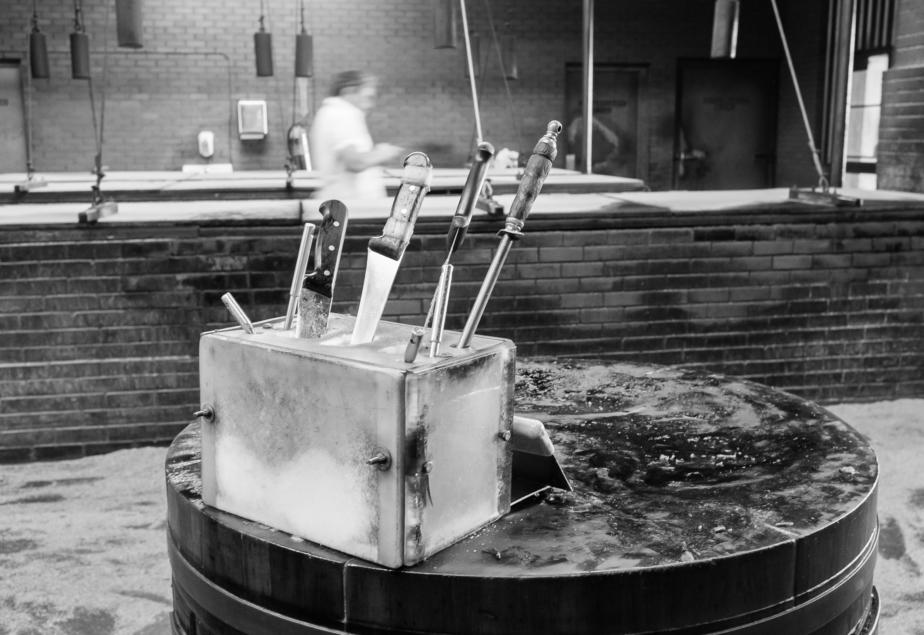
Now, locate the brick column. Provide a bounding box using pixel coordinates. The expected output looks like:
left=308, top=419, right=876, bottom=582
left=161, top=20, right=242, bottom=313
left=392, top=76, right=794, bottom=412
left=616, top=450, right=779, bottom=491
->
left=878, top=0, right=924, bottom=192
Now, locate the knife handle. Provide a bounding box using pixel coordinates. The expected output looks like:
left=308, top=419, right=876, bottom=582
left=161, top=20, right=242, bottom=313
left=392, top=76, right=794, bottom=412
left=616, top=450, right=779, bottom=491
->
left=446, top=141, right=495, bottom=256
left=502, top=120, right=561, bottom=239
left=303, top=199, right=349, bottom=297
left=368, top=152, right=432, bottom=260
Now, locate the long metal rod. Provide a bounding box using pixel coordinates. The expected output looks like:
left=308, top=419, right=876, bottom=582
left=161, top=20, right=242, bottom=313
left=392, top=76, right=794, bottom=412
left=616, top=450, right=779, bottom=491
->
left=582, top=0, right=594, bottom=174
left=769, top=0, right=827, bottom=185
left=284, top=222, right=316, bottom=330
left=429, top=263, right=453, bottom=357
left=458, top=235, right=512, bottom=348
left=460, top=0, right=483, bottom=144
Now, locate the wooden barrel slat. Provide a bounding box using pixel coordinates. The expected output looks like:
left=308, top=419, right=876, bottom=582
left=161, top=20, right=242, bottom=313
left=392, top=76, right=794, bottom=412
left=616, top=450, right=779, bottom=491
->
left=167, top=361, right=879, bottom=634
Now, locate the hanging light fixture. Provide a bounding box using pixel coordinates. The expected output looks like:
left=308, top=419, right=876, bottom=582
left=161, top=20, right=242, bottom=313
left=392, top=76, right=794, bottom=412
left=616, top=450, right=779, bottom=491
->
left=70, top=0, right=91, bottom=80
left=29, top=0, right=50, bottom=79
left=710, top=0, right=740, bottom=59
left=254, top=0, right=274, bottom=77
left=294, top=0, right=313, bottom=78
left=434, top=0, right=457, bottom=49
left=115, top=0, right=144, bottom=49
left=500, top=4, right=518, bottom=80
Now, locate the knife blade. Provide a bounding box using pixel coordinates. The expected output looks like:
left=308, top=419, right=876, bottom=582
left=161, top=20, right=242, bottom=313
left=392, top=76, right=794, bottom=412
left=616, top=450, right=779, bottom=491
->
left=457, top=121, right=561, bottom=349
left=296, top=199, right=350, bottom=338
left=351, top=152, right=432, bottom=345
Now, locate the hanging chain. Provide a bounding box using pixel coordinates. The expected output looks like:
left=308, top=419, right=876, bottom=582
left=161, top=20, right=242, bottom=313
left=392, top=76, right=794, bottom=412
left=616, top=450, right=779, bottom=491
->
left=259, top=0, right=266, bottom=29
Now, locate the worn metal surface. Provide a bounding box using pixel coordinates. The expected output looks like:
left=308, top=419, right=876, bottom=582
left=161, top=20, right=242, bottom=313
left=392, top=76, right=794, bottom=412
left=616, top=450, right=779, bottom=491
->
left=169, top=359, right=878, bottom=634
left=198, top=313, right=514, bottom=568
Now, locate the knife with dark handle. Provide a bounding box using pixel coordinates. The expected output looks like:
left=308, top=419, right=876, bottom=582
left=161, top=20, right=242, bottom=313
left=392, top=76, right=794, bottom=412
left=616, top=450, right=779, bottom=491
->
left=296, top=199, right=349, bottom=338
left=351, top=152, right=432, bottom=345
left=404, top=142, right=495, bottom=360
left=446, top=141, right=495, bottom=257
left=457, top=121, right=561, bottom=349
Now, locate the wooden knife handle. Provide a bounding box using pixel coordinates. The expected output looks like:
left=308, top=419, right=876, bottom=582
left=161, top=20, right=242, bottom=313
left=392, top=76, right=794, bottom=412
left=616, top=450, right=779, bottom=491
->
left=447, top=141, right=495, bottom=255
left=368, top=152, right=432, bottom=260
left=303, top=199, right=349, bottom=296
left=503, top=121, right=561, bottom=238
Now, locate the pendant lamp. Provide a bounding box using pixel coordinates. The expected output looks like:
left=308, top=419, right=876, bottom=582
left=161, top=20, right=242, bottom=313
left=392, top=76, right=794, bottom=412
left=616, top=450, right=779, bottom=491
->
left=70, top=0, right=90, bottom=80
left=434, top=0, right=457, bottom=49
left=710, top=0, right=739, bottom=58
left=115, top=0, right=144, bottom=49
left=295, top=0, right=313, bottom=78
left=254, top=0, right=274, bottom=77
left=29, top=1, right=50, bottom=79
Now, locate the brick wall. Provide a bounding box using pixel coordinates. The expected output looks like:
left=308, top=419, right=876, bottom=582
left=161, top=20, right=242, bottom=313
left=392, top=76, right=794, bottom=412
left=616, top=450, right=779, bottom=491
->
left=0, top=0, right=825, bottom=190
left=2, top=203, right=923, bottom=462
left=879, top=0, right=924, bottom=191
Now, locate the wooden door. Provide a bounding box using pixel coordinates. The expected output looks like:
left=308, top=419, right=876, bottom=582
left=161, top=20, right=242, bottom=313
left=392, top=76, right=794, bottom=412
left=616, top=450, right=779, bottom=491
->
left=0, top=61, right=27, bottom=172
left=675, top=59, right=778, bottom=189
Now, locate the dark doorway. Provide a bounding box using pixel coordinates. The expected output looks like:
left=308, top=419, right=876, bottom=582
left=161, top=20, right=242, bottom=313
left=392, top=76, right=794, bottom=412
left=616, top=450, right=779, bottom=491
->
left=674, top=59, right=779, bottom=189
left=564, top=63, right=647, bottom=180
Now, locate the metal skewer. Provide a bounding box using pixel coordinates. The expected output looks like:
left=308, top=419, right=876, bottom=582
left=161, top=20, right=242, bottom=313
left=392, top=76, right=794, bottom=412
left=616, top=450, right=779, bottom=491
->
left=428, top=263, right=454, bottom=357
left=284, top=223, right=316, bottom=330
left=221, top=292, right=254, bottom=334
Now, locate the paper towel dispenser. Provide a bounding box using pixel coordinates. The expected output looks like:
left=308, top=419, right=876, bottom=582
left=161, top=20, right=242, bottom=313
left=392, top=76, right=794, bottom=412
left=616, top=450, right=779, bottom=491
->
left=237, top=100, right=268, bottom=140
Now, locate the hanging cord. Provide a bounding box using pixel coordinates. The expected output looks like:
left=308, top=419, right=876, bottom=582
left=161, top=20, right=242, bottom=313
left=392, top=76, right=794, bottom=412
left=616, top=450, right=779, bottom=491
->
left=84, top=0, right=111, bottom=203
left=292, top=0, right=303, bottom=126
left=23, top=0, right=40, bottom=179
left=769, top=0, right=828, bottom=190
left=482, top=0, right=522, bottom=146
left=459, top=0, right=483, bottom=145
left=466, top=30, right=491, bottom=157
left=73, top=0, right=84, bottom=33
left=263, top=0, right=291, bottom=169
left=283, top=0, right=300, bottom=182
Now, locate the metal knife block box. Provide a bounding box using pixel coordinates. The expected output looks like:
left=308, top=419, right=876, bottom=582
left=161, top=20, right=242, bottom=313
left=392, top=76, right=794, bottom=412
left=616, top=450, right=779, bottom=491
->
left=199, top=313, right=515, bottom=568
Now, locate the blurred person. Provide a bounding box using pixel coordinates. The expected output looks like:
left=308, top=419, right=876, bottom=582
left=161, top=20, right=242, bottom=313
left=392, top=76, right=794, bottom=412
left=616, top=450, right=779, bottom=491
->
left=566, top=103, right=633, bottom=176
left=309, top=70, right=404, bottom=201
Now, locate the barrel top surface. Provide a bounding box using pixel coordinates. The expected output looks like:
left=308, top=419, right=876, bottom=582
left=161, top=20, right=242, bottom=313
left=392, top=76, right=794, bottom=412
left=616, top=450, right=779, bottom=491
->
left=166, top=359, right=878, bottom=578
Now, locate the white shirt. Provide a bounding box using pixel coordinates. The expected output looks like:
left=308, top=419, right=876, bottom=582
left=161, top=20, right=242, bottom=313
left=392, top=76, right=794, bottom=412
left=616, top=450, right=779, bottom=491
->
left=309, top=96, right=386, bottom=201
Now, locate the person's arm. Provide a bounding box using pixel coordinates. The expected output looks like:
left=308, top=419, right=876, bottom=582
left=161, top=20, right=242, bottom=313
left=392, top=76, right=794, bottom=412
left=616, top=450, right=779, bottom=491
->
left=338, top=142, right=404, bottom=173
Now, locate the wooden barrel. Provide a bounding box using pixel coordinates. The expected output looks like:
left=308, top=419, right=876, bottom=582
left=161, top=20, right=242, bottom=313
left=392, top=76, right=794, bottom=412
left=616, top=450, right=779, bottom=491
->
left=166, top=360, right=880, bottom=634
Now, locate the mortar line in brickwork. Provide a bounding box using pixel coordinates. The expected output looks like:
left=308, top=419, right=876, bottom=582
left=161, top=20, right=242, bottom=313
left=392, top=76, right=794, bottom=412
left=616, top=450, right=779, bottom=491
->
left=0, top=355, right=195, bottom=369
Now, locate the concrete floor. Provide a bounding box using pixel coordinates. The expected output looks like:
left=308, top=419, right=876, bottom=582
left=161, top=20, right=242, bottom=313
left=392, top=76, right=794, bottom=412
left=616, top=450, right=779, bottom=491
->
left=0, top=399, right=921, bottom=634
